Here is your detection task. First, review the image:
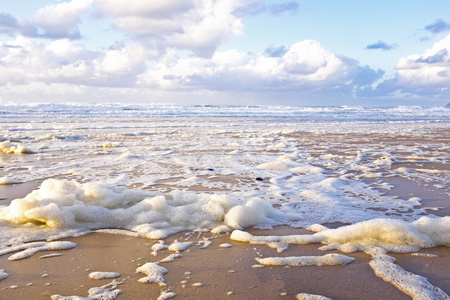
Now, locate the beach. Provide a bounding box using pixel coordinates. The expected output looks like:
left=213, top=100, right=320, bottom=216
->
left=0, top=104, right=449, bottom=299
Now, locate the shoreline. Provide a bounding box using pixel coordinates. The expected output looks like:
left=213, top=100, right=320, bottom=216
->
left=0, top=121, right=448, bottom=299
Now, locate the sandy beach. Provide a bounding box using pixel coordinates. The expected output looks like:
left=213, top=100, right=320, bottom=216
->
left=0, top=223, right=448, bottom=299
left=0, top=115, right=449, bottom=299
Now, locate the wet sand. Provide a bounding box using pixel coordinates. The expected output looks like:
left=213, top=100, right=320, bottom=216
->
left=1, top=228, right=439, bottom=300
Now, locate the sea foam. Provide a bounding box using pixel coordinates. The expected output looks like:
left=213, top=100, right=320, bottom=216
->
left=0, top=179, right=279, bottom=238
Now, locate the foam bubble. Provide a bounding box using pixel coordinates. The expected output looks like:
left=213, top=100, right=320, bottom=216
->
left=168, top=240, right=193, bottom=252
left=370, top=255, right=448, bottom=299
left=316, top=217, right=450, bottom=250
left=256, top=253, right=355, bottom=267
left=88, top=272, right=121, bottom=280
left=0, top=141, right=35, bottom=154
left=51, top=280, right=123, bottom=300
left=136, top=262, right=168, bottom=286
left=256, top=161, right=288, bottom=170
left=296, top=293, right=331, bottom=300
left=157, top=291, right=177, bottom=300
left=230, top=230, right=322, bottom=245
left=159, top=253, right=182, bottom=263
left=7, top=241, right=77, bottom=261
left=0, top=179, right=280, bottom=238
left=0, top=177, right=22, bottom=185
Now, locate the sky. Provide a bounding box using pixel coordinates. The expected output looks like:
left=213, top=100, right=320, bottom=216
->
left=1, top=0, right=450, bottom=107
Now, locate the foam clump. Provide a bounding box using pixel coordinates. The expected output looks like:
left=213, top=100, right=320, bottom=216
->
left=151, top=241, right=168, bottom=256
left=88, top=272, right=121, bottom=280
left=7, top=241, right=77, bottom=261
left=157, top=291, right=177, bottom=300
left=51, top=280, right=122, bottom=300
left=290, top=165, right=323, bottom=174
left=316, top=217, right=450, bottom=250
left=159, top=253, right=182, bottom=263
left=230, top=230, right=322, bottom=245
left=231, top=230, right=322, bottom=253
left=136, top=262, right=168, bottom=286
left=256, top=253, right=355, bottom=267
left=306, top=224, right=329, bottom=232
left=224, top=198, right=281, bottom=230
left=256, top=161, right=288, bottom=170
left=0, top=179, right=280, bottom=237
left=373, top=156, right=395, bottom=166
left=0, top=177, right=22, bottom=185
left=369, top=253, right=449, bottom=299
left=296, top=293, right=331, bottom=300
left=0, top=141, right=35, bottom=154
left=168, top=240, right=192, bottom=252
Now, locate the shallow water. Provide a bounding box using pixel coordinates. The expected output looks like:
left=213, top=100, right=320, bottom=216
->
left=0, top=104, right=448, bottom=299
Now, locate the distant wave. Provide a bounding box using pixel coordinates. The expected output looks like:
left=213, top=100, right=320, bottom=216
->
left=0, top=103, right=449, bottom=122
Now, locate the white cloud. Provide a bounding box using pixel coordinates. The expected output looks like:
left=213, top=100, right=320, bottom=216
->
left=139, top=40, right=376, bottom=93
left=94, top=0, right=252, bottom=57
left=1, top=31, right=381, bottom=103
left=94, top=0, right=195, bottom=18
left=0, top=36, right=151, bottom=87
left=34, top=0, right=93, bottom=39
left=394, top=34, right=450, bottom=88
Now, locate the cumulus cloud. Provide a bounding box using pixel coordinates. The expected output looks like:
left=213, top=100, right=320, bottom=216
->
left=138, top=40, right=382, bottom=94
left=95, top=0, right=256, bottom=57
left=0, top=13, right=39, bottom=37
left=0, top=0, right=385, bottom=103
left=0, top=36, right=151, bottom=87
left=395, top=34, right=450, bottom=88
left=375, top=33, right=450, bottom=98
left=0, top=33, right=382, bottom=99
left=366, top=40, right=397, bottom=51
left=34, top=0, right=93, bottom=39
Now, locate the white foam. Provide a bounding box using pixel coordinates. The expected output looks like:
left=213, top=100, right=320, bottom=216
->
left=0, top=141, right=35, bottom=154
left=151, top=241, right=168, bottom=256
left=0, top=177, right=22, bottom=185
left=369, top=255, right=448, bottom=299
left=168, top=240, right=193, bottom=252
left=315, top=218, right=443, bottom=250
left=256, top=253, right=355, bottom=267
left=256, top=161, right=288, bottom=170
left=157, top=291, right=177, bottom=300
left=1, top=104, right=449, bottom=299
left=39, top=253, right=63, bottom=259
left=136, top=262, right=168, bottom=286
left=416, top=169, right=449, bottom=174
left=51, top=280, right=123, bottom=300
left=296, top=293, right=331, bottom=300
left=230, top=230, right=322, bottom=245
left=198, top=239, right=213, bottom=249
left=159, top=254, right=182, bottom=263
left=88, top=272, right=121, bottom=280
left=192, top=282, right=204, bottom=287
left=7, top=241, right=77, bottom=261
left=0, top=179, right=280, bottom=238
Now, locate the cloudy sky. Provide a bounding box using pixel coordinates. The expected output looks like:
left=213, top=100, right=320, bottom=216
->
left=1, top=0, right=450, bottom=106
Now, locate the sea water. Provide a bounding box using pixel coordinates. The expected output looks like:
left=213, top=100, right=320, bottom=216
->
left=0, top=103, right=449, bottom=299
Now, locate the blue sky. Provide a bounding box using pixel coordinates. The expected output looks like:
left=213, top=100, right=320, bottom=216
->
left=1, top=0, right=450, bottom=106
